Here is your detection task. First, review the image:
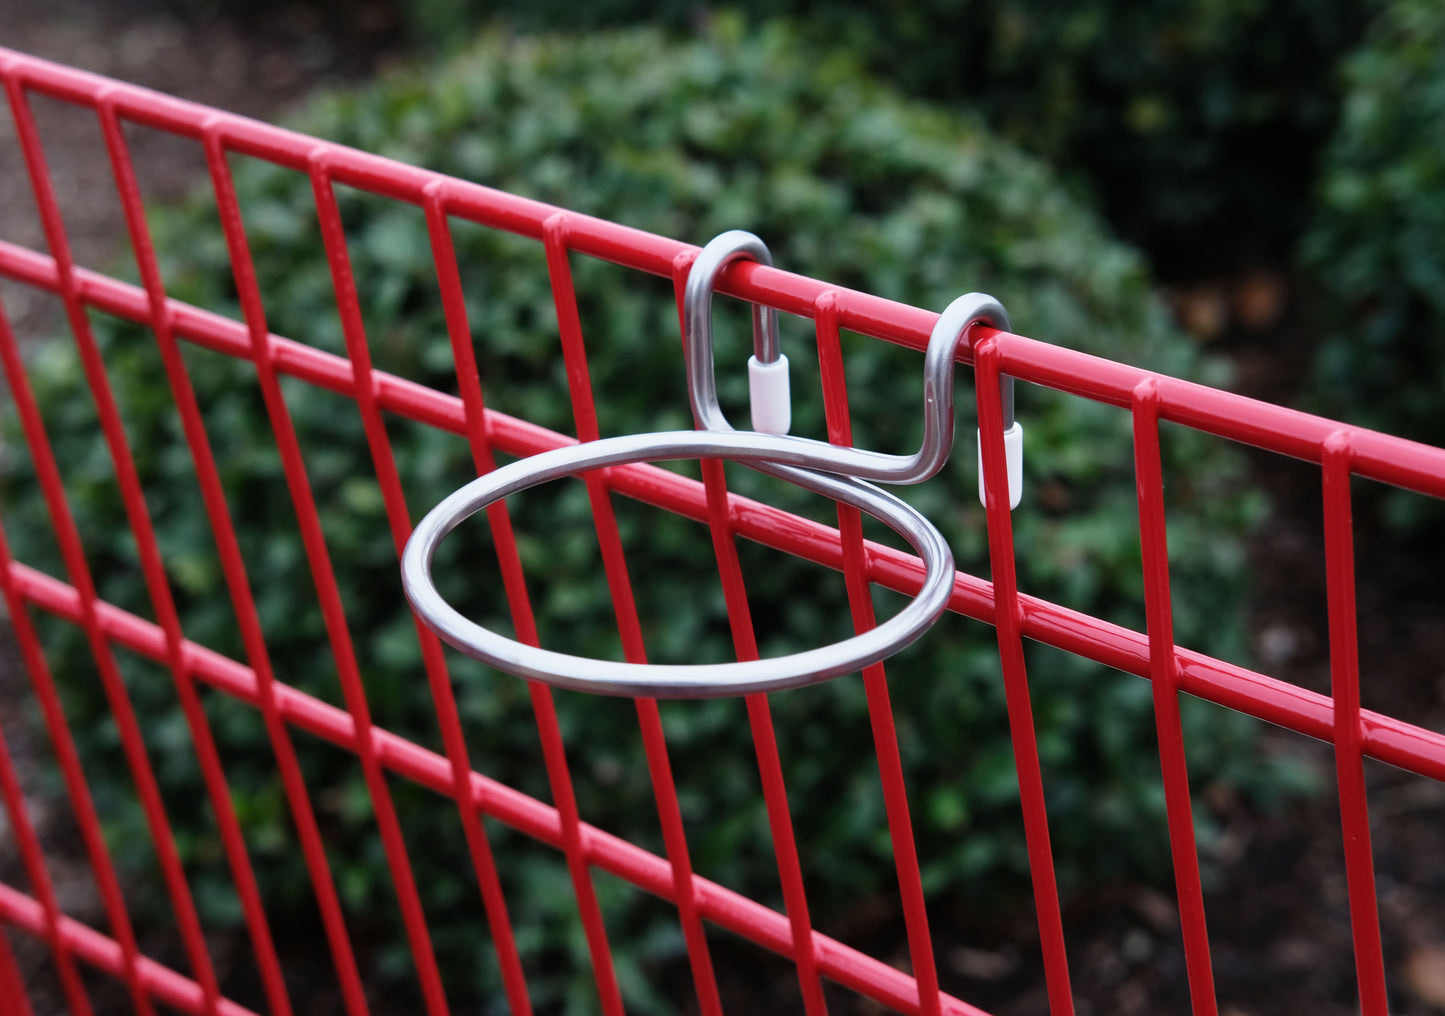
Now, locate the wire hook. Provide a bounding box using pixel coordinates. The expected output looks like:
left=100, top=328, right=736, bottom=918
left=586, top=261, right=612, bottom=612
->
left=684, top=231, right=1020, bottom=498
left=402, top=228, right=1022, bottom=696
left=683, top=229, right=791, bottom=434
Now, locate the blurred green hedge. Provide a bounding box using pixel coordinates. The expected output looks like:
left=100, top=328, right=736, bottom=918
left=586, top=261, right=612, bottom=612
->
left=405, top=0, right=1374, bottom=273
left=1302, top=0, right=1445, bottom=453
left=2, top=23, right=1301, bottom=1012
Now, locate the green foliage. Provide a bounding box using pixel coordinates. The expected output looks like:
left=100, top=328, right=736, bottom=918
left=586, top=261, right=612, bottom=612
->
left=404, top=0, right=1374, bottom=272
left=2, top=24, right=1289, bottom=1012
left=1302, top=0, right=1445, bottom=451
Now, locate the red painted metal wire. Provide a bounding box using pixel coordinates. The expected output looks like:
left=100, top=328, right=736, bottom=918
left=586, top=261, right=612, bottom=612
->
left=1, top=45, right=1444, bottom=1016
left=0, top=921, right=34, bottom=1016
left=1132, top=381, right=1216, bottom=1016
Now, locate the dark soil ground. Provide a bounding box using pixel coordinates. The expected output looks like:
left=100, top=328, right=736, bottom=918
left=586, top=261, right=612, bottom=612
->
left=1, top=5, right=1443, bottom=1015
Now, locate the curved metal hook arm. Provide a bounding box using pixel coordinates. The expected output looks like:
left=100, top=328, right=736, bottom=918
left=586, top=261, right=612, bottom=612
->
left=402, top=227, right=1016, bottom=696
left=684, top=229, right=782, bottom=365
left=684, top=229, right=1014, bottom=486
left=684, top=230, right=782, bottom=429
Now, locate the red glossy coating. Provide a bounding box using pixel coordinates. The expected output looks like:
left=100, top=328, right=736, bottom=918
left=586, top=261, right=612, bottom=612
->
left=1, top=44, right=1441, bottom=1016
left=1133, top=381, right=1216, bottom=1015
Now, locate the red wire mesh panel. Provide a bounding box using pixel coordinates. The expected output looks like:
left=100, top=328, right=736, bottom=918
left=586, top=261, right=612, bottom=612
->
left=0, top=47, right=1443, bottom=1016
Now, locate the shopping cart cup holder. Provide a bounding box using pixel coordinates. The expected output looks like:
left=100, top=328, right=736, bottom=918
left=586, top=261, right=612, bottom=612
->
left=402, top=230, right=1020, bottom=698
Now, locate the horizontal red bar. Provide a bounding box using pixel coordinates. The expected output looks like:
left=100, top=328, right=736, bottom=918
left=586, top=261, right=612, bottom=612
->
left=0, top=47, right=938, bottom=352
left=4, top=560, right=989, bottom=1016
left=7, top=41, right=1445, bottom=1016
left=5, top=43, right=1443, bottom=497
left=994, top=336, right=1445, bottom=497
left=4, top=238, right=1444, bottom=781
left=0, top=882, right=260, bottom=1016
left=6, top=204, right=1445, bottom=501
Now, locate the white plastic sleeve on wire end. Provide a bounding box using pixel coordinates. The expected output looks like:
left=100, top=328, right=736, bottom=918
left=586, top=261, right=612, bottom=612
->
left=748, top=353, right=792, bottom=435
left=977, top=422, right=1023, bottom=510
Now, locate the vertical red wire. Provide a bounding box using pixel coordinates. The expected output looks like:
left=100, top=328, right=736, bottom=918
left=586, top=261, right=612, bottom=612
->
left=203, top=129, right=374, bottom=1016
left=1131, top=380, right=1218, bottom=1014
left=4, top=74, right=219, bottom=1016
left=307, top=157, right=481, bottom=1016
left=7, top=46, right=1445, bottom=1016
left=485, top=214, right=628, bottom=1016
left=0, top=313, right=154, bottom=1016
left=814, top=292, right=942, bottom=1016
left=95, top=98, right=297, bottom=1016
left=420, top=180, right=534, bottom=1016
left=974, top=336, right=1074, bottom=1016
left=1321, top=432, right=1390, bottom=1016
left=0, top=924, right=34, bottom=1016
left=543, top=213, right=723, bottom=1016
left=671, top=252, right=830, bottom=1016
left=0, top=615, right=93, bottom=1016
left=288, top=155, right=452, bottom=1016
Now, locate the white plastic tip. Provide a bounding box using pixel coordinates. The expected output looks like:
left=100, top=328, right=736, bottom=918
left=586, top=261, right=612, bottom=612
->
left=748, top=353, right=792, bottom=435
left=977, top=421, right=1023, bottom=510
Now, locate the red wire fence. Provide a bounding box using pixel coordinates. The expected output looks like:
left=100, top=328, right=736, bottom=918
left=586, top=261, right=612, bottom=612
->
left=1, top=47, right=1444, bottom=1016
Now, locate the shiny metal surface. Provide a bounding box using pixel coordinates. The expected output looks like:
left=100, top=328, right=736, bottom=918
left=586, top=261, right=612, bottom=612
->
left=686, top=232, right=1015, bottom=485
left=401, top=431, right=954, bottom=697
left=684, top=229, right=783, bottom=371
left=403, top=229, right=1015, bottom=696
left=15, top=50, right=1445, bottom=1013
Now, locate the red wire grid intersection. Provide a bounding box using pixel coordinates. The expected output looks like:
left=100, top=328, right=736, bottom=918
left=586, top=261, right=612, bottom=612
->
left=0, top=46, right=1442, bottom=1016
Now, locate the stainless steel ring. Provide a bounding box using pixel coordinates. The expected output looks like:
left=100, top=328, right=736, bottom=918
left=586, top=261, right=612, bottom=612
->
left=401, top=430, right=955, bottom=698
